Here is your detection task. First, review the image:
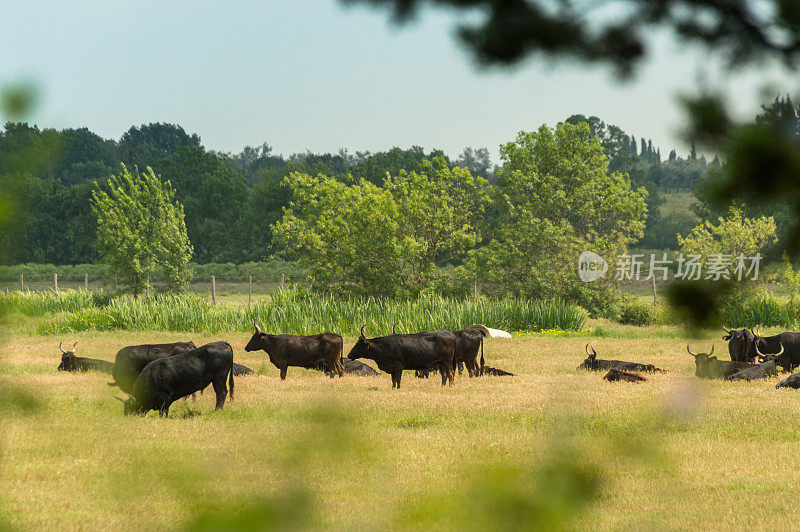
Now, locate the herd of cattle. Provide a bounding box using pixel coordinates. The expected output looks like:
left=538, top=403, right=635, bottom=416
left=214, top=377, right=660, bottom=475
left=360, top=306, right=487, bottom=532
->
left=579, top=325, right=800, bottom=388
left=56, top=322, right=800, bottom=417
left=56, top=322, right=514, bottom=416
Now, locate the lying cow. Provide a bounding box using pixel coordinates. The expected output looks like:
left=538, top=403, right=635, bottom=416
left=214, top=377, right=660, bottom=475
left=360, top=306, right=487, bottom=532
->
left=726, top=342, right=783, bottom=381
left=687, top=344, right=755, bottom=379
left=578, top=344, right=662, bottom=373
left=233, top=363, right=255, bottom=376
left=116, top=341, right=234, bottom=417
left=348, top=325, right=455, bottom=388
left=603, top=369, right=646, bottom=382
left=482, top=366, right=515, bottom=376
left=57, top=342, right=113, bottom=373
left=312, top=358, right=379, bottom=376
left=776, top=372, right=800, bottom=389
left=245, top=321, right=343, bottom=379
left=108, top=341, right=197, bottom=394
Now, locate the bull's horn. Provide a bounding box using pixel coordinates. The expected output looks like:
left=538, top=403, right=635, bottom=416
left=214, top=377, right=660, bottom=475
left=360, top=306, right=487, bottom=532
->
left=113, top=396, right=126, bottom=403
left=59, top=342, right=66, bottom=354
left=72, top=341, right=77, bottom=353
left=755, top=341, right=764, bottom=357
left=756, top=325, right=762, bottom=336
left=392, top=322, right=397, bottom=334
left=585, top=343, right=592, bottom=356
left=722, top=325, right=732, bottom=334
left=777, top=342, right=785, bottom=356
left=687, top=344, right=698, bottom=357
left=591, top=345, right=597, bottom=356
left=709, top=344, right=714, bottom=355
left=253, top=320, right=262, bottom=334
left=360, top=324, right=366, bottom=338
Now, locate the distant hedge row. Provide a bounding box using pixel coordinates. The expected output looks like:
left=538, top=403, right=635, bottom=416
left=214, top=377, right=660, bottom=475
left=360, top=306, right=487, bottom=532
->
left=0, top=260, right=310, bottom=284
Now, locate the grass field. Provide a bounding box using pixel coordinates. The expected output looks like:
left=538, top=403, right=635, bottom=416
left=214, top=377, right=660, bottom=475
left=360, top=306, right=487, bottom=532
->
left=4, top=325, right=800, bottom=529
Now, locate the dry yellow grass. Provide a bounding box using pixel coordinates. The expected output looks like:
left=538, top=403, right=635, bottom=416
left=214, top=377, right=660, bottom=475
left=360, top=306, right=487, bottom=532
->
left=3, top=330, right=800, bottom=529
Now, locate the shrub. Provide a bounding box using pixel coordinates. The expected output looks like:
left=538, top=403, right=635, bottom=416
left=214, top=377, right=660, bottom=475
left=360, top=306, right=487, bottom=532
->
left=617, top=298, right=656, bottom=326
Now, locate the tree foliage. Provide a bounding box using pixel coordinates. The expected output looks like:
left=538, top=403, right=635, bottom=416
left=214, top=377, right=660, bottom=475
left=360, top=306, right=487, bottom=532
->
left=274, top=158, right=489, bottom=296
left=346, top=0, right=800, bottom=77
left=470, top=122, right=648, bottom=299
left=678, top=205, right=777, bottom=259
left=92, top=165, right=192, bottom=295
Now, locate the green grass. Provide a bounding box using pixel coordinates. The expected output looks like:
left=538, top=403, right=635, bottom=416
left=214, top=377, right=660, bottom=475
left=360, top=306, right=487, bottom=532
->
left=2, top=289, right=587, bottom=335
left=4, top=329, right=800, bottom=529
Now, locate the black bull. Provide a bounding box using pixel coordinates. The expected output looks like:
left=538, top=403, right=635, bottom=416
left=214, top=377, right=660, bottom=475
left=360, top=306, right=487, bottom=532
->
left=108, top=341, right=197, bottom=394
left=416, top=328, right=487, bottom=378
left=347, top=326, right=455, bottom=388
left=118, top=341, right=234, bottom=417
left=747, top=332, right=800, bottom=372
left=722, top=326, right=755, bottom=363
left=687, top=344, right=755, bottom=379
left=57, top=342, right=113, bottom=373
left=577, top=344, right=662, bottom=373
left=245, top=321, right=343, bottom=379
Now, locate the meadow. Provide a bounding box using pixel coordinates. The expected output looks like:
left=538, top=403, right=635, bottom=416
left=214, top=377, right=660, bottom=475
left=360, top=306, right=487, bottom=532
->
left=5, top=323, right=800, bottom=529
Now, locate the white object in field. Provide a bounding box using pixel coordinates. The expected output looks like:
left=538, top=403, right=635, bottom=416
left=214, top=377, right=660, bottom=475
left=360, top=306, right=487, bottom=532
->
left=467, top=324, right=512, bottom=338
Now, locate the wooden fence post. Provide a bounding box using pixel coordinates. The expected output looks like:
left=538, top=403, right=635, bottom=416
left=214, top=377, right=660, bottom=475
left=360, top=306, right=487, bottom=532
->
left=652, top=276, right=657, bottom=306
left=248, top=276, right=252, bottom=309
left=54, top=273, right=58, bottom=293
left=85, top=272, right=89, bottom=291
left=20, top=273, right=23, bottom=291
left=211, top=276, right=217, bottom=304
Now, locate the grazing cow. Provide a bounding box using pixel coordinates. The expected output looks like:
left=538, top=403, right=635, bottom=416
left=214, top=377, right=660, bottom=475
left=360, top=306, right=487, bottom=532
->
left=57, top=342, right=113, bottom=373
left=107, top=341, right=197, bottom=394
left=577, top=344, right=662, bottom=373
left=747, top=330, right=800, bottom=372
left=116, top=341, right=234, bottom=417
left=603, top=369, right=647, bottom=382
left=776, top=372, right=800, bottom=389
left=482, top=366, right=515, bottom=377
left=687, top=344, right=755, bottom=379
left=245, top=321, right=343, bottom=379
left=722, top=325, right=756, bottom=362
left=347, top=325, right=455, bottom=388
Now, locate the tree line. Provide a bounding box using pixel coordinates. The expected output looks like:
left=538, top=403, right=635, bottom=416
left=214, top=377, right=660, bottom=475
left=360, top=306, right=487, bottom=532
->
left=0, top=117, right=708, bottom=267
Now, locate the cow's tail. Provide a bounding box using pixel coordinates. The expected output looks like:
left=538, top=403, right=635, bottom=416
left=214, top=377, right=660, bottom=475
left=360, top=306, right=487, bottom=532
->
left=228, top=349, right=235, bottom=402
left=480, top=337, right=485, bottom=376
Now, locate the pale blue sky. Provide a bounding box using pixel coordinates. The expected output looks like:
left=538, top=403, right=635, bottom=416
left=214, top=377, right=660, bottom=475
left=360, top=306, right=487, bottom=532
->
left=1, top=1, right=795, bottom=160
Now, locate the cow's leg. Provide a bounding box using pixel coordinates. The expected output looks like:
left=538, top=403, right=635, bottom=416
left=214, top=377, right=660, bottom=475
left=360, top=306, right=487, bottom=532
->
left=440, top=364, right=447, bottom=386
left=457, top=360, right=464, bottom=375
left=336, top=358, right=344, bottom=377
left=211, top=378, right=228, bottom=410
left=279, top=364, right=288, bottom=380
left=391, top=372, right=397, bottom=389
left=394, top=367, right=403, bottom=389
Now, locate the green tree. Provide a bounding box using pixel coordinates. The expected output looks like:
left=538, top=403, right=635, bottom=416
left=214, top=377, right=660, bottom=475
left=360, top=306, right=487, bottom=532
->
left=159, top=145, right=249, bottom=262
left=92, top=164, right=192, bottom=295
left=273, top=173, right=403, bottom=295
left=385, top=158, right=490, bottom=288
left=471, top=122, right=648, bottom=299
left=678, top=205, right=777, bottom=260
left=273, top=160, right=489, bottom=296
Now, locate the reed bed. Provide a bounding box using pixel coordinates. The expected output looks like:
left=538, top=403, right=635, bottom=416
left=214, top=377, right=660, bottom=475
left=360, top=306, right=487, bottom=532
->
left=23, top=289, right=588, bottom=335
